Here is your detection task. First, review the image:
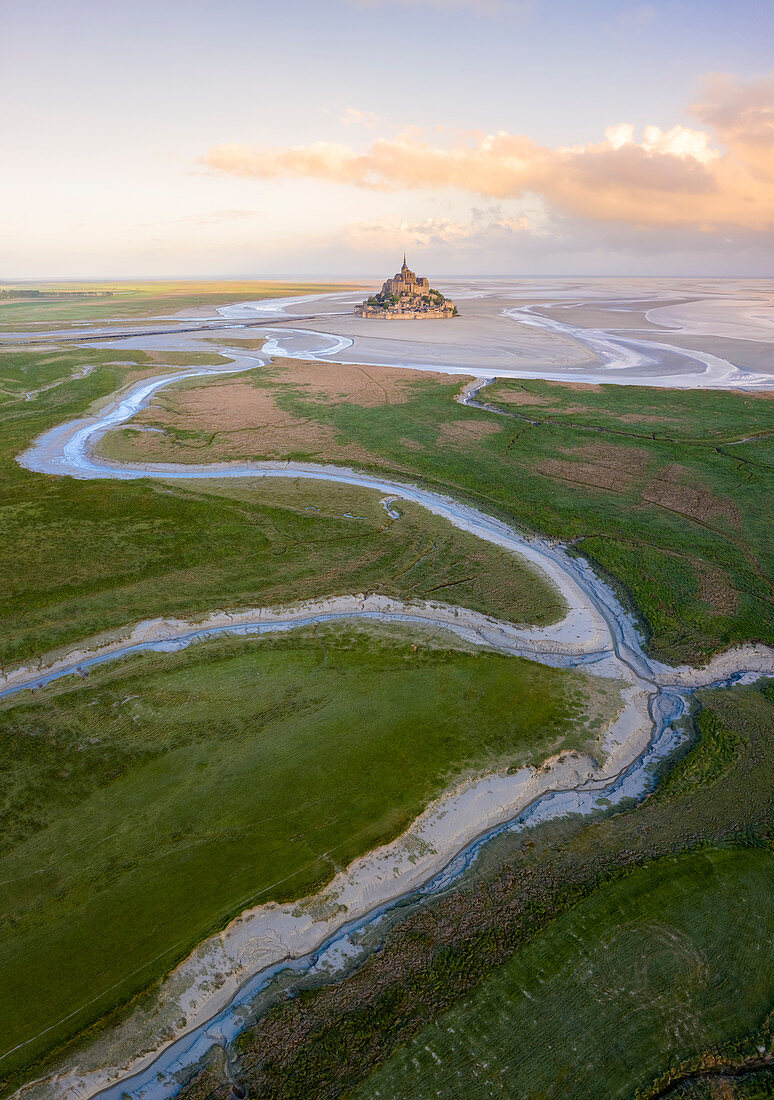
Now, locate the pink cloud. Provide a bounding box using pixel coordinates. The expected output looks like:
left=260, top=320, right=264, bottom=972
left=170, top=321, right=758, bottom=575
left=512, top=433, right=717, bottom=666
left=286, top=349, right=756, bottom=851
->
left=201, top=75, right=774, bottom=234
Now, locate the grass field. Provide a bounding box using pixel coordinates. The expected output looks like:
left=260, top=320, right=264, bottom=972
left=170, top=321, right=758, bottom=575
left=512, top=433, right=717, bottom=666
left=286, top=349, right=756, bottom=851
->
left=0, top=628, right=617, bottom=1092
left=105, top=360, right=774, bottom=664
left=0, top=347, right=562, bottom=668
left=187, top=678, right=774, bottom=1100
left=2, top=312, right=773, bottom=1098
left=358, top=848, right=773, bottom=1099
left=0, top=280, right=359, bottom=331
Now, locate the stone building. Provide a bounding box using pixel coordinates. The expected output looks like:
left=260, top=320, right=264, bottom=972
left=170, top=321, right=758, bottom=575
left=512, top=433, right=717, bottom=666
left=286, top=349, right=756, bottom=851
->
left=354, top=256, right=457, bottom=319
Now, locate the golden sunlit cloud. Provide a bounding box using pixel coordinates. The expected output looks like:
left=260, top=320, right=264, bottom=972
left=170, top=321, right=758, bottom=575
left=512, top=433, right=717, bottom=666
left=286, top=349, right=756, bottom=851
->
left=201, top=75, right=774, bottom=234
left=692, top=72, right=774, bottom=180
left=600, top=122, right=719, bottom=163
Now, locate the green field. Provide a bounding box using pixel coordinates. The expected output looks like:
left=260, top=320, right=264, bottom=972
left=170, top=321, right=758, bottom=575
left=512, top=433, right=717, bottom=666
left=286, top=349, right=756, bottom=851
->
left=0, top=347, right=561, bottom=668
left=2, top=317, right=772, bottom=1098
left=358, top=848, right=773, bottom=1099
left=0, top=628, right=617, bottom=1091
left=4, top=342, right=773, bottom=666
left=105, top=363, right=774, bottom=664
left=188, top=679, right=774, bottom=1100
left=0, top=280, right=359, bottom=331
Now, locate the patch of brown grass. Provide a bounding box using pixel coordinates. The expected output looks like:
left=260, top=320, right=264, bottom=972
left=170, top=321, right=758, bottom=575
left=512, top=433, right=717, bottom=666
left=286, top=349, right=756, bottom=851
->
left=617, top=413, right=683, bottom=426
left=437, top=420, right=502, bottom=448
left=120, top=398, right=383, bottom=464
left=552, top=381, right=605, bottom=393
left=538, top=442, right=650, bottom=492
left=171, top=380, right=289, bottom=427
left=696, top=563, right=740, bottom=615
left=106, top=364, right=431, bottom=467
left=106, top=359, right=461, bottom=465
left=261, top=358, right=453, bottom=407
left=486, top=386, right=551, bottom=407
left=642, top=464, right=742, bottom=529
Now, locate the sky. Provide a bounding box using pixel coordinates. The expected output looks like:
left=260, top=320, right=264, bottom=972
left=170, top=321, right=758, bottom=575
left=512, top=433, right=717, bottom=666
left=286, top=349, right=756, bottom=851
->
left=2, top=0, right=774, bottom=278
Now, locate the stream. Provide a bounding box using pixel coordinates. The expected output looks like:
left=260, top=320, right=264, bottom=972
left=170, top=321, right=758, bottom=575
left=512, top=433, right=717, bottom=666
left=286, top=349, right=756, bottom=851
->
left=8, top=296, right=774, bottom=1099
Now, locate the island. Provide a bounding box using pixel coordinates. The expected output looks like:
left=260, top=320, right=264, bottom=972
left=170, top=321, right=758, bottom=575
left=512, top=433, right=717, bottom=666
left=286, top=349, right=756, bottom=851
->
left=355, top=255, right=458, bottom=318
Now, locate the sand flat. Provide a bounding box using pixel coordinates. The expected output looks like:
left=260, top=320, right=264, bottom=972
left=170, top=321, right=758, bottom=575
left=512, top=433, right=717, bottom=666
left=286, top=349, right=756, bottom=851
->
left=214, top=279, right=774, bottom=388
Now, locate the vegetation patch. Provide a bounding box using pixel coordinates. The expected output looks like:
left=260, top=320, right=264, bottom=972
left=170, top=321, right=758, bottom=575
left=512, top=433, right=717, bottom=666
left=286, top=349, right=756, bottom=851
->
left=0, top=281, right=360, bottom=331
left=100, top=378, right=389, bottom=466
left=696, top=561, right=741, bottom=615
left=0, top=629, right=614, bottom=1090
left=538, top=440, right=650, bottom=492
left=642, top=463, right=742, bottom=529
left=98, top=359, right=457, bottom=466
left=175, top=679, right=774, bottom=1100
left=436, top=419, right=502, bottom=448
left=104, top=364, right=774, bottom=663
left=359, top=849, right=773, bottom=1100
left=0, top=348, right=564, bottom=666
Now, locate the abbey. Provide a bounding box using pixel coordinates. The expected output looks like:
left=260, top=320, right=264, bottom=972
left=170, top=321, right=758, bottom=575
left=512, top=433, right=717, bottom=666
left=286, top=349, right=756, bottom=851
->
left=355, top=256, right=457, bottom=319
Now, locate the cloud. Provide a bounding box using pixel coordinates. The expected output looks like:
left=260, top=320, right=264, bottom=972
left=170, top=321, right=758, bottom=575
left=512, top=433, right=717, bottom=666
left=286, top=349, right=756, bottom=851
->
left=342, top=209, right=532, bottom=252
left=341, top=107, right=380, bottom=128
left=692, top=72, right=774, bottom=180
left=136, top=209, right=259, bottom=228
left=201, top=75, right=774, bottom=235
left=693, top=72, right=774, bottom=143
left=602, top=122, right=718, bottom=163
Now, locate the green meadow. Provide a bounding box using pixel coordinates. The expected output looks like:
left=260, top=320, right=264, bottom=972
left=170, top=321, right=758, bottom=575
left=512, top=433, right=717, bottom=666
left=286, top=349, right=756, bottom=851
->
left=1, top=320, right=772, bottom=1097
left=0, top=629, right=616, bottom=1092
left=0, top=280, right=359, bottom=331
left=205, top=681, right=774, bottom=1100
left=109, top=362, right=774, bottom=664
left=267, top=372, right=774, bottom=665
left=359, top=848, right=773, bottom=1099
left=0, top=347, right=561, bottom=668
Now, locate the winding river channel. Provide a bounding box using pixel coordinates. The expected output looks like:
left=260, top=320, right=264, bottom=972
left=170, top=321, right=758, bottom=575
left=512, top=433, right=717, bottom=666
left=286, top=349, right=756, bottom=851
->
left=8, top=292, right=774, bottom=1099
